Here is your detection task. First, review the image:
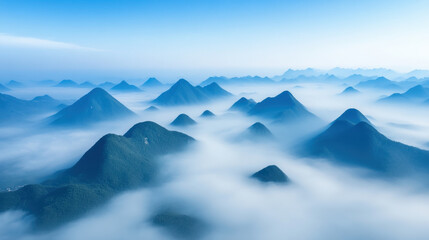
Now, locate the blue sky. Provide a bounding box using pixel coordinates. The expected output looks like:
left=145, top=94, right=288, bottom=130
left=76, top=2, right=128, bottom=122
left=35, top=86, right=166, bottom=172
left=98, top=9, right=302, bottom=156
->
left=0, top=0, right=428, bottom=82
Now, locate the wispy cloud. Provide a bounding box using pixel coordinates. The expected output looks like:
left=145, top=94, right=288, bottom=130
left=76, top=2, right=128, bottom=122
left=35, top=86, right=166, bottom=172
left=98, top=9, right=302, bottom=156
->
left=0, top=33, right=103, bottom=51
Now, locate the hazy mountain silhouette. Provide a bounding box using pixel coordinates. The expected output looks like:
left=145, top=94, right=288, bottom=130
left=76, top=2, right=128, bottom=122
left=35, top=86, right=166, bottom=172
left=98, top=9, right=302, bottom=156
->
left=343, top=74, right=373, bottom=84
left=6, top=80, right=25, bottom=88
left=334, top=108, right=372, bottom=125
left=200, top=76, right=273, bottom=86
left=0, top=83, right=10, bottom=92
left=251, top=165, right=289, bottom=183
left=111, top=80, right=142, bottom=92
left=202, top=82, right=232, bottom=97
left=355, top=77, right=401, bottom=90
left=153, top=79, right=231, bottom=106
left=98, top=81, right=115, bottom=89
left=170, top=113, right=197, bottom=127
left=340, top=86, right=360, bottom=95
left=152, top=210, right=207, bottom=240
left=0, top=93, right=63, bottom=123
left=35, top=80, right=57, bottom=87
left=141, top=77, right=163, bottom=88
left=245, top=122, right=274, bottom=138
left=145, top=106, right=159, bottom=112
left=55, top=79, right=79, bottom=88
left=228, top=97, right=256, bottom=112
left=200, top=110, right=215, bottom=118
left=378, top=85, right=429, bottom=104
left=248, top=91, right=318, bottom=122
left=0, top=121, right=194, bottom=230
left=302, top=111, right=429, bottom=175
left=49, top=88, right=135, bottom=126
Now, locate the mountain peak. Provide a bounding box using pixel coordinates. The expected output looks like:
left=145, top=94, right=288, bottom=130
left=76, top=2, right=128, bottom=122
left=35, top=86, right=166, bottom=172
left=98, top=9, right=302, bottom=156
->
left=142, top=78, right=163, bottom=88
left=247, top=122, right=273, bottom=138
left=49, top=87, right=135, bottom=126
left=248, top=90, right=316, bottom=122
left=56, top=79, right=79, bottom=87
left=170, top=114, right=197, bottom=126
left=145, top=106, right=159, bottom=112
left=251, top=165, right=289, bottom=183
left=153, top=79, right=230, bottom=106
left=229, top=97, right=256, bottom=112
left=334, top=108, right=372, bottom=125
left=32, top=94, right=55, bottom=102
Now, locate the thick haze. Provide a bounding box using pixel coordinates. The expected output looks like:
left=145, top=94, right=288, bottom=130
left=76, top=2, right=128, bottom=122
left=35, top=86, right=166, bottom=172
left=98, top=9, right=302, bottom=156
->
left=1, top=81, right=429, bottom=239
left=1, top=0, right=429, bottom=82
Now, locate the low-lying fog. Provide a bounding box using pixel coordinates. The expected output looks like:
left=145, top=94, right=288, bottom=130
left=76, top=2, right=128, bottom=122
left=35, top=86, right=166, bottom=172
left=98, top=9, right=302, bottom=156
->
left=1, top=81, right=429, bottom=239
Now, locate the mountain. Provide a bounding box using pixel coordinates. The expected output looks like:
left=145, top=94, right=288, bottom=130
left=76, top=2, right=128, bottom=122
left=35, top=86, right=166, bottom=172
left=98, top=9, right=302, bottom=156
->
left=170, top=114, right=197, bottom=127
left=0, top=83, right=10, bottom=92
left=251, top=165, right=289, bottom=183
left=152, top=210, right=207, bottom=240
left=79, top=81, right=96, bottom=88
left=200, top=110, right=215, bottom=118
left=111, top=80, right=142, bottom=92
left=228, top=97, right=256, bottom=112
left=378, top=85, right=429, bottom=104
left=248, top=91, right=318, bottom=122
left=355, top=77, right=401, bottom=90
left=202, top=82, right=232, bottom=97
left=200, top=76, right=274, bottom=86
left=153, top=79, right=232, bottom=106
left=0, top=121, right=194, bottom=229
left=0, top=93, right=63, bottom=123
left=145, top=106, right=159, bottom=112
left=245, top=122, right=274, bottom=139
left=49, top=88, right=135, bottom=126
left=98, top=81, right=115, bottom=89
left=302, top=114, right=429, bottom=175
left=55, top=79, right=79, bottom=88
left=141, top=78, right=163, bottom=88
left=6, top=80, right=25, bottom=88
left=340, top=86, right=360, bottom=95
left=334, top=108, right=372, bottom=125
left=273, top=68, right=322, bottom=81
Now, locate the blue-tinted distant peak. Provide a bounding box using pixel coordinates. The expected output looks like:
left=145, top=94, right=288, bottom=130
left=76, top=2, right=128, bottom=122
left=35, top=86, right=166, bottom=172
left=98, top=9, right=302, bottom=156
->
left=335, top=108, right=372, bottom=126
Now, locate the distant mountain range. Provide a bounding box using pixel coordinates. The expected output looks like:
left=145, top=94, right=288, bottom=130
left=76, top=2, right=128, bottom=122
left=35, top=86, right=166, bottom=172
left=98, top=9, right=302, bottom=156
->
left=0, top=93, right=64, bottom=123
left=0, top=121, right=195, bottom=230
left=378, top=85, right=429, bottom=104
left=55, top=79, right=79, bottom=88
left=0, top=83, right=10, bottom=92
left=48, top=88, right=135, bottom=126
left=141, top=77, right=163, bottom=88
left=302, top=109, right=429, bottom=175
left=153, top=79, right=232, bottom=106
left=355, top=77, right=402, bottom=90
left=200, top=76, right=274, bottom=86
left=248, top=91, right=318, bottom=123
